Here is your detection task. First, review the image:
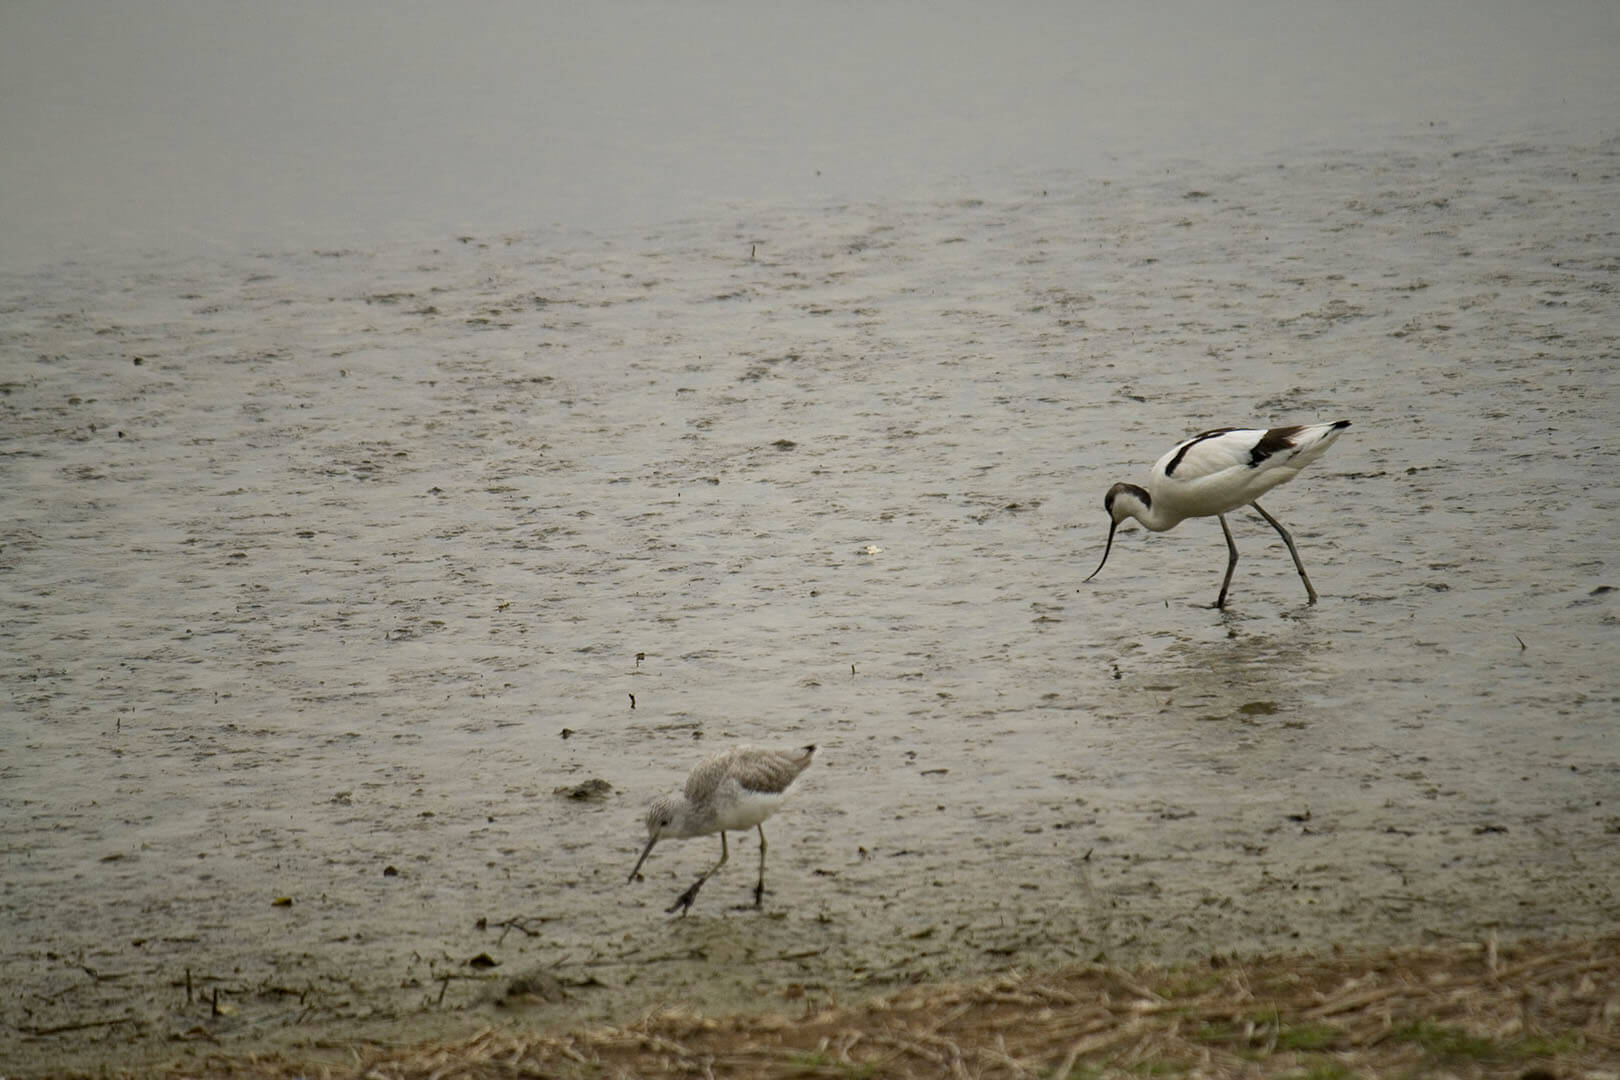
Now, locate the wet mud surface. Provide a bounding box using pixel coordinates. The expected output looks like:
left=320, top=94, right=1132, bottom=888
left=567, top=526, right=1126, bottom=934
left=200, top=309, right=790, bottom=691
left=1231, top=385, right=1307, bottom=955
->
left=2, top=135, right=1618, bottom=1074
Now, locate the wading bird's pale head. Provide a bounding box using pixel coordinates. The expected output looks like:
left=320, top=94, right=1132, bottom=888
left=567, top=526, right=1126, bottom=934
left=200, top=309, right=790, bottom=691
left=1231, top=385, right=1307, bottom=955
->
left=627, top=795, right=680, bottom=882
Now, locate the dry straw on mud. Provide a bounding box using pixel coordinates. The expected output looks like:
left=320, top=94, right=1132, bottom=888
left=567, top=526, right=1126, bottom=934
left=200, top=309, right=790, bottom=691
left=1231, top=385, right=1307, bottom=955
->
left=90, top=935, right=1620, bottom=1079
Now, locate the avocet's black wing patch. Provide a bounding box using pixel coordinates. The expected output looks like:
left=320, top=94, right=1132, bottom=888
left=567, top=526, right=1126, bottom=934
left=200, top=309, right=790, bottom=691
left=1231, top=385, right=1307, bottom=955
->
left=1163, top=428, right=1239, bottom=477
left=1247, top=425, right=1306, bottom=468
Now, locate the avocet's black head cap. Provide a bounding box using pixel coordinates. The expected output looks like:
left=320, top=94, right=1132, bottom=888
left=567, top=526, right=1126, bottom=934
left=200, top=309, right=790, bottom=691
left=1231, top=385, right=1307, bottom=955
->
left=1087, top=483, right=1148, bottom=583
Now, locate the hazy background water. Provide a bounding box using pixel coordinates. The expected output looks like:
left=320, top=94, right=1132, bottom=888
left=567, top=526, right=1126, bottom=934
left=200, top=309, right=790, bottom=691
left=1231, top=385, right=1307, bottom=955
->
left=3, top=0, right=1617, bottom=268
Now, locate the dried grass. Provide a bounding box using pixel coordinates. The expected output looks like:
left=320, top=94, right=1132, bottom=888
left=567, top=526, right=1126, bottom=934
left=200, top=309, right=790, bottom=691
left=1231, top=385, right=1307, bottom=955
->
left=80, top=935, right=1620, bottom=1079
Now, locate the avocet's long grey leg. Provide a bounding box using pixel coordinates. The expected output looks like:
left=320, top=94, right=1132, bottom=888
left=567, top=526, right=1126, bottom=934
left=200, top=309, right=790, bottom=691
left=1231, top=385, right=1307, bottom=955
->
left=1215, top=513, right=1240, bottom=609
left=1251, top=501, right=1317, bottom=604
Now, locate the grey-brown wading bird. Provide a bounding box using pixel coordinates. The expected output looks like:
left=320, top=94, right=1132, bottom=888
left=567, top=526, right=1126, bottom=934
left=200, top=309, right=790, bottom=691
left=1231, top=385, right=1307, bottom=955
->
left=628, top=744, right=816, bottom=915
left=1084, top=421, right=1351, bottom=608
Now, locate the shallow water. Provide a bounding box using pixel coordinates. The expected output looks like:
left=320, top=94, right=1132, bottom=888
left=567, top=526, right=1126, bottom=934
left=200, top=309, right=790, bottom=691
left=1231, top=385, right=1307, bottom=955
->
left=5, top=0, right=1618, bottom=268
left=3, top=136, right=1619, bottom=1071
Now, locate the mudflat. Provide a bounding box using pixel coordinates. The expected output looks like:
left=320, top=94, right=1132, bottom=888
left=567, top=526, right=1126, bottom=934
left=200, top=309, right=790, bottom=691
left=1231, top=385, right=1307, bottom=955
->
left=3, top=136, right=1617, bottom=1076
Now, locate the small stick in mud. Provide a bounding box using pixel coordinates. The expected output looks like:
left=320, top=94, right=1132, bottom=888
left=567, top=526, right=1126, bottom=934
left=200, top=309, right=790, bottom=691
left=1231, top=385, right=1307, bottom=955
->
left=20, top=1017, right=136, bottom=1037
left=495, top=915, right=554, bottom=945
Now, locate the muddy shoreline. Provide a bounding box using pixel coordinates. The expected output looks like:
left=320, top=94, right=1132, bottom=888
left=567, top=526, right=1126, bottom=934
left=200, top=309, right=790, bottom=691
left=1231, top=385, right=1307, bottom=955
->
left=4, top=136, right=1618, bottom=1076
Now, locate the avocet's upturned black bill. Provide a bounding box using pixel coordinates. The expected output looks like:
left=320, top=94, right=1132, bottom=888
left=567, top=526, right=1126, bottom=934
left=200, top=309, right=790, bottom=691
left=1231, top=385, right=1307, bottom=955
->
left=1083, top=421, right=1350, bottom=608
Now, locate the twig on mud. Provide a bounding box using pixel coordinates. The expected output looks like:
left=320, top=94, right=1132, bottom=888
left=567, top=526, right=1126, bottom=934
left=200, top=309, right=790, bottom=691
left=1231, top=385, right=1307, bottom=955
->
left=619, top=949, right=707, bottom=966
left=777, top=947, right=828, bottom=962
left=901, top=1025, right=974, bottom=1080
left=979, top=1034, right=1035, bottom=1078
left=920, top=1001, right=974, bottom=1036
left=1106, top=968, right=1166, bottom=1003
left=494, top=915, right=555, bottom=946
left=869, top=1028, right=949, bottom=1066
left=20, top=1016, right=138, bottom=1036
left=1052, top=1018, right=1145, bottom=1077
left=634, top=1032, right=695, bottom=1058
left=556, top=1042, right=590, bottom=1065
left=80, top=964, right=135, bottom=982
left=1489, top=942, right=1593, bottom=983
left=435, top=972, right=500, bottom=1006
left=1302, top=983, right=1411, bottom=1020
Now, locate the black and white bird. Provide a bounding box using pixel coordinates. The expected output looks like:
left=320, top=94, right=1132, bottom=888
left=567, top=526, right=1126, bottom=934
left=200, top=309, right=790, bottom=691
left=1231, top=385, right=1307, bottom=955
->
left=1083, top=421, right=1351, bottom=608
left=628, top=744, right=815, bottom=915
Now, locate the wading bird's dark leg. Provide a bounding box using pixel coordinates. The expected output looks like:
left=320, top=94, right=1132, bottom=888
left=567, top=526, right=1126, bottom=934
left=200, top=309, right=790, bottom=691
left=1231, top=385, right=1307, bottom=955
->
left=668, top=830, right=729, bottom=916
left=1251, top=501, right=1318, bottom=604
left=752, top=825, right=768, bottom=908
left=1215, top=514, right=1239, bottom=609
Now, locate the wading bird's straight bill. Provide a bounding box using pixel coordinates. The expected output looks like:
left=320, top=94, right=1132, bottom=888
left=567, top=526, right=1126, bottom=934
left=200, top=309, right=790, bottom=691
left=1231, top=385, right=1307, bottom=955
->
left=1084, top=421, right=1350, bottom=608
